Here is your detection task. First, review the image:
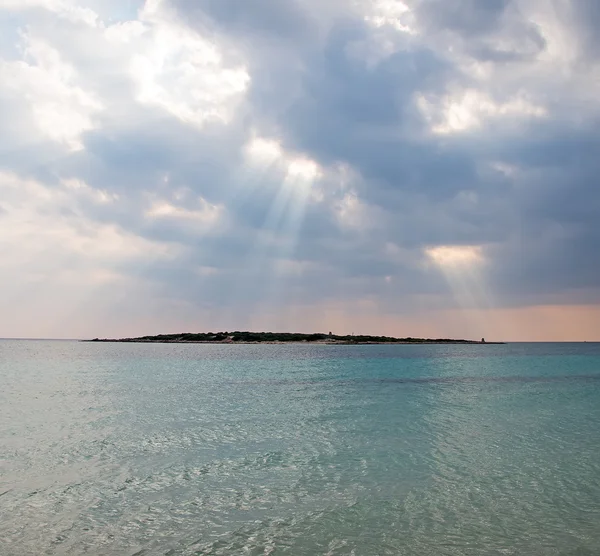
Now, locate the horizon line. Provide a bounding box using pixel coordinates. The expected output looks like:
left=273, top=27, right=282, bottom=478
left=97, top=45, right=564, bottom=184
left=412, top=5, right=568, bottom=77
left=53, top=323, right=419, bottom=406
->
left=2, top=337, right=600, bottom=343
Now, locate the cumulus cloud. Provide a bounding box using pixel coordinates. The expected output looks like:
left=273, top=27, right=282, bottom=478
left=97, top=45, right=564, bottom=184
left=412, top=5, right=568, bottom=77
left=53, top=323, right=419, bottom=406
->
left=0, top=0, right=599, bottom=339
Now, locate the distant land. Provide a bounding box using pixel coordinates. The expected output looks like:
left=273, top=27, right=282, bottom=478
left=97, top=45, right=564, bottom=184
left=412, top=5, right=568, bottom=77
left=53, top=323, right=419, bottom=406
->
left=88, top=332, right=504, bottom=345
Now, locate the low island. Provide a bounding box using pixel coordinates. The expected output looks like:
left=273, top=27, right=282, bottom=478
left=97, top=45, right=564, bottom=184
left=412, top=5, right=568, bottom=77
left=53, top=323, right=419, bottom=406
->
left=88, top=332, right=503, bottom=344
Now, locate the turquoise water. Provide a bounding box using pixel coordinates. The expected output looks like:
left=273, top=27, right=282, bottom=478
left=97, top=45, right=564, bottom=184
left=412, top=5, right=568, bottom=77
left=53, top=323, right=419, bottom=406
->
left=2, top=341, right=600, bottom=555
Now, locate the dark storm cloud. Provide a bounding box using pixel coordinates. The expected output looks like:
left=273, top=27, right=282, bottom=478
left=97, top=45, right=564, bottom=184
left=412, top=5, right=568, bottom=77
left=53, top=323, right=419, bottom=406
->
left=155, top=0, right=600, bottom=307
left=173, top=0, right=316, bottom=43
left=414, top=0, right=511, bottom=36
left=411, top=0, right=547, bottom=62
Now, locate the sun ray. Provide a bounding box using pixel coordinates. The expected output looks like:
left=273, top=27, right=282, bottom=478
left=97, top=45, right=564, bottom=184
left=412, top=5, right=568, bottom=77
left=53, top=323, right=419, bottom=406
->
left=221, top=146, right=322, bottom=323
left=425, top=245, right=496, bottom=337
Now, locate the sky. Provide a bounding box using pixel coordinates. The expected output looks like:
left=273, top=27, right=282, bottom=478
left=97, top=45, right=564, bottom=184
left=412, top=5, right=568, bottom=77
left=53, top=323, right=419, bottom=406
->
left=0, top=0, right=599, bottom=341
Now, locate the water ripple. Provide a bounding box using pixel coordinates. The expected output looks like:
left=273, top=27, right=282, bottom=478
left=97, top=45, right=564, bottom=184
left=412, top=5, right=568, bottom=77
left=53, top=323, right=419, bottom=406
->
left=2, top=341, right=600, bottom=555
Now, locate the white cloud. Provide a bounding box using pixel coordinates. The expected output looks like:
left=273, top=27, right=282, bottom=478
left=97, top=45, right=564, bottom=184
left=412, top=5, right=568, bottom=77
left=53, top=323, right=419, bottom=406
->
left=363, top=0, right=414, bottom=34
left=0, top=171, right=177, bottom=269
left=418, top=88, right=546, bottom=134
left=0, top=169, right=185, bottom=339
left=130, top=4, right=250, bottom=127
left=244, top=134, right=323, bottom=194
left=61, top=178, right=119, bottom=204
left=0, top=0, right=251, bottom=153
left=0, top=0, right=100, bottom=26
left=244, top=136, right=285, bottom=166
left=145, top=197, right=225, bottom=233
left=425, top=245, right=484, bottom=268
left=0, top=0, right=59, bottom=10
left=0, top=34, right=102, bottom=150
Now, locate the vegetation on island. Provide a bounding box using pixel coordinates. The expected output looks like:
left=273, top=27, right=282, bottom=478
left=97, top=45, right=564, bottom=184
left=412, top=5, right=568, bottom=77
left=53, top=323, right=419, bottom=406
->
left=89, top=331, right=499, bottom=344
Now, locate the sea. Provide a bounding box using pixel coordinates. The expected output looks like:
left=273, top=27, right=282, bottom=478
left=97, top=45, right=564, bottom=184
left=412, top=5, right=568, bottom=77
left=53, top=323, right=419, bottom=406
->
left=1, top=340, right=600, bottom=555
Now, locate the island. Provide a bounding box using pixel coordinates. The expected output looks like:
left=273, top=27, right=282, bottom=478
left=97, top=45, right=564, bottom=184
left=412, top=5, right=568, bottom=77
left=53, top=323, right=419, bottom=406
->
left=87, top=332, right=504, bottom=344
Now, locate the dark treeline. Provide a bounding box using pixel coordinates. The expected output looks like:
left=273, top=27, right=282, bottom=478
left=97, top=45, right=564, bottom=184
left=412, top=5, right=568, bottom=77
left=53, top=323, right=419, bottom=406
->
left=90, top=331, right=487, bottom=344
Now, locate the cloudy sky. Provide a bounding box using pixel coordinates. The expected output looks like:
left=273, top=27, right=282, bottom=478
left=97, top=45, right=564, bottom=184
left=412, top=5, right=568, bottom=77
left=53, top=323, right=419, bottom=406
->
left=1, top=0, right=599, bottom=341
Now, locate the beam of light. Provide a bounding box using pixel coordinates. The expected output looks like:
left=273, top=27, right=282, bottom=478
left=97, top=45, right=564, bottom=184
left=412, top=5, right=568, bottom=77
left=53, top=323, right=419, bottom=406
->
left=221, top=142, right=322, bottom=326
left=425, top=245, right=496, bottom=338
left=264, top=158, right=319, bottom=238
left=224, top=136, right=287, bottom=209
left=259, top=158, right=320, bottom=311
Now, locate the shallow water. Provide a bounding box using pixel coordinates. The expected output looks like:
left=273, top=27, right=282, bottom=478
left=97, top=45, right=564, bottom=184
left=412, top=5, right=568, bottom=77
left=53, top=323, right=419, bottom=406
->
left=2, top=340, right=600, bottom=555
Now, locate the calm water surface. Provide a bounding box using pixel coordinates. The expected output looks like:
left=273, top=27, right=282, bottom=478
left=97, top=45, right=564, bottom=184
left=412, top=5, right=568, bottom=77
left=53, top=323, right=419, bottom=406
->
left=1, top=341, right=600, bottom=555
